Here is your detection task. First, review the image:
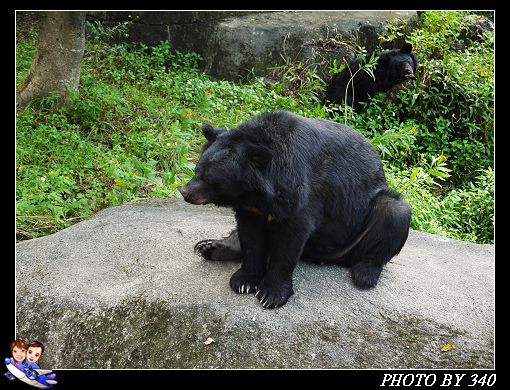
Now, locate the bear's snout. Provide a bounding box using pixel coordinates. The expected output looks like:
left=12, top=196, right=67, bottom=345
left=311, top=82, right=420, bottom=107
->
left=178, top=184, right=190, bottom=198
left=178, top=180, right=211, bottom=205
left=402, top=63, right=416, bottom=80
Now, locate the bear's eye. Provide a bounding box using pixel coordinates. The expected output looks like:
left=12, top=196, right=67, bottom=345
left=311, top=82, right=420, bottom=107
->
left=202, top=173, right=219, bottom=187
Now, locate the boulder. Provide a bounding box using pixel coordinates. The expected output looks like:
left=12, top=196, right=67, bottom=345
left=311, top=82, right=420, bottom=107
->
left=16, top=198, right=494, bottom=369
left=460, top=14, right=494, bottom=45
left=87, top=11, right=418, bottom=80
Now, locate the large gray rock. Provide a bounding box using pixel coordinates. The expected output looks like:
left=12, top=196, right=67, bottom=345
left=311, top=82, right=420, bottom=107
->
left=15, top=198, right=494, bottom=369
left=87, top=11, right=418, bottom=80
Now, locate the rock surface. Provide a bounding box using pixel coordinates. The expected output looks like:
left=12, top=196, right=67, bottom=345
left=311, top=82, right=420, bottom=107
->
left=87, top=11, right=418, bottom=80
left=15, top=198, right=494, bottom=369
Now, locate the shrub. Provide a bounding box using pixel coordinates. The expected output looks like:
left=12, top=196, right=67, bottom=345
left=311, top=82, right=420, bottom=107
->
left=372, top=11, right=494, bottom=187
left=439, top=168, right=494, bottom=243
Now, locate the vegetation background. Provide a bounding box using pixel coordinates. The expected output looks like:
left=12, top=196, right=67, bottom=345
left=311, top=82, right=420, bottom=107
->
left=16, top=11, right=494, bottom=244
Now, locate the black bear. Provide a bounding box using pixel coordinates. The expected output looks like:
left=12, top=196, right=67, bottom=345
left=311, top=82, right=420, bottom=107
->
left=179, top=111, right=411, bottom=309
left=325, top=43, right=418, bottom=111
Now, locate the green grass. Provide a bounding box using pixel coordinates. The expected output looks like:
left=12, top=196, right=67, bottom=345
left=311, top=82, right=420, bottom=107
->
left=16, top=11, right=494, bottom=244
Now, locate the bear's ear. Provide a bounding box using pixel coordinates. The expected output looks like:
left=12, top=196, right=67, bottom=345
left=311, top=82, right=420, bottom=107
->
left=202, top=123, right=224, bottom=142
left=245, top=143, right=273, bottom=169
left=400, top=43, right=413, bottom=54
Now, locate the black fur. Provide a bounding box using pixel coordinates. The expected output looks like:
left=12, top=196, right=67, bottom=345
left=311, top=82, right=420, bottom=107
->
left=179, top=111, right=411, bottom=308
left=325, top=43, right=418, bottom=111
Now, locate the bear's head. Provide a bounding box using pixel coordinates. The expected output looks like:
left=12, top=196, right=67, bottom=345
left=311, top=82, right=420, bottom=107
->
left=325, top=42, right=418, bottom=109
left=375, top=43, right=418, bottom=90
left=178, top=124, right=273, bottom=207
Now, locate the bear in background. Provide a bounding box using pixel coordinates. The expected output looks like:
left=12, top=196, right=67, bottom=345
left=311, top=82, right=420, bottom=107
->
left=325, top=43, right=418, bottom=112
left=179, top=111, right=411, bottom=309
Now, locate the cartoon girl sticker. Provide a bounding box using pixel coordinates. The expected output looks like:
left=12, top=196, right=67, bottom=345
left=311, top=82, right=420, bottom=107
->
left=4, top=339, right=27, bottom=380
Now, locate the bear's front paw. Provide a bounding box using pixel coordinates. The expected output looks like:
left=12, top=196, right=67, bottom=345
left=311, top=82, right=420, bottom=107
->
left=255, top=280, right=294, bottom=309
left=194, top=239, right=242, bottom=261
left=230, top=269, right=263, bottom=294
left=194, top=239, right=219, bottom=260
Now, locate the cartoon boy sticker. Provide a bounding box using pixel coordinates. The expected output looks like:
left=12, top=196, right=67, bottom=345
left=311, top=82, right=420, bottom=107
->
left=4, top=339, right=27, bottom=380
left=25, top=340, right=45, bottom=379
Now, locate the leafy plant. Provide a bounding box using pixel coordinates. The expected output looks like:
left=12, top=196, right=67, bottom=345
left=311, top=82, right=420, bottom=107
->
left=85, top=19, right=131, bottom=44
left=340, top=46, right=379, bottom=124
left=439, top=167, right=494, bottom=243
left=372, top=11, right=494, bottom=187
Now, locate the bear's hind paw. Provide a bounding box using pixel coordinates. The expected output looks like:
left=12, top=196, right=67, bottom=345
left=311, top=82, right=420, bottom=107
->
left=351, top=261, right=383, bottom=289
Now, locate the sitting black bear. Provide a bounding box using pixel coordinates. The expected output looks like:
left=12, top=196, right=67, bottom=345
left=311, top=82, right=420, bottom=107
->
left=179, top=111, right=411, bottom=309
left=325, top=43, right=418, bottom=111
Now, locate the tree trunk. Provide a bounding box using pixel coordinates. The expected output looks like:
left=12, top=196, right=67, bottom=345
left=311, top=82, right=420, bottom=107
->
left=16, top=11, right=86, bottom=108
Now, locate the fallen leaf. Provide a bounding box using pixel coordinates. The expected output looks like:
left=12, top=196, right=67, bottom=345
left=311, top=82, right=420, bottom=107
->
left=204, top=337, right=215, bottom=346
left=441, top=343, right=453, bottom=352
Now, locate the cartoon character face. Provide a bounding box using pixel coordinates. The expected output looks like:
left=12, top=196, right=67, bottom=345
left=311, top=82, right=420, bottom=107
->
left=12, top=346, right=26, bottom=362
left=27, top=346, right=42, bottom=364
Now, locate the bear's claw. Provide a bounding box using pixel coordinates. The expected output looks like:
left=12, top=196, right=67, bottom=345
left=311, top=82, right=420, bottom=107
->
left=194, top=240, right=214, bottom=256
left=230, top=269, right=263, bottom=295
left=255, top=280, right=294, bottom=309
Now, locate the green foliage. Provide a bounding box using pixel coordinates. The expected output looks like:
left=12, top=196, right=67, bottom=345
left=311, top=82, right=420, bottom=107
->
left=331, top=46, right=380, bottom=125
left=268, top=55, right=328, bottom=109
left=366, top=11, right=494, bottom=187
left=16, top=100, right=197, bottom=240
left=439, top=167, right=494, bottom=243
left=386, top=166, right=493, bottom=243
left=85, top=19, right=131, bottom=44
left=16, top=28, right=37, bottom=87
left=16, top=14, right=494, bottom=244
